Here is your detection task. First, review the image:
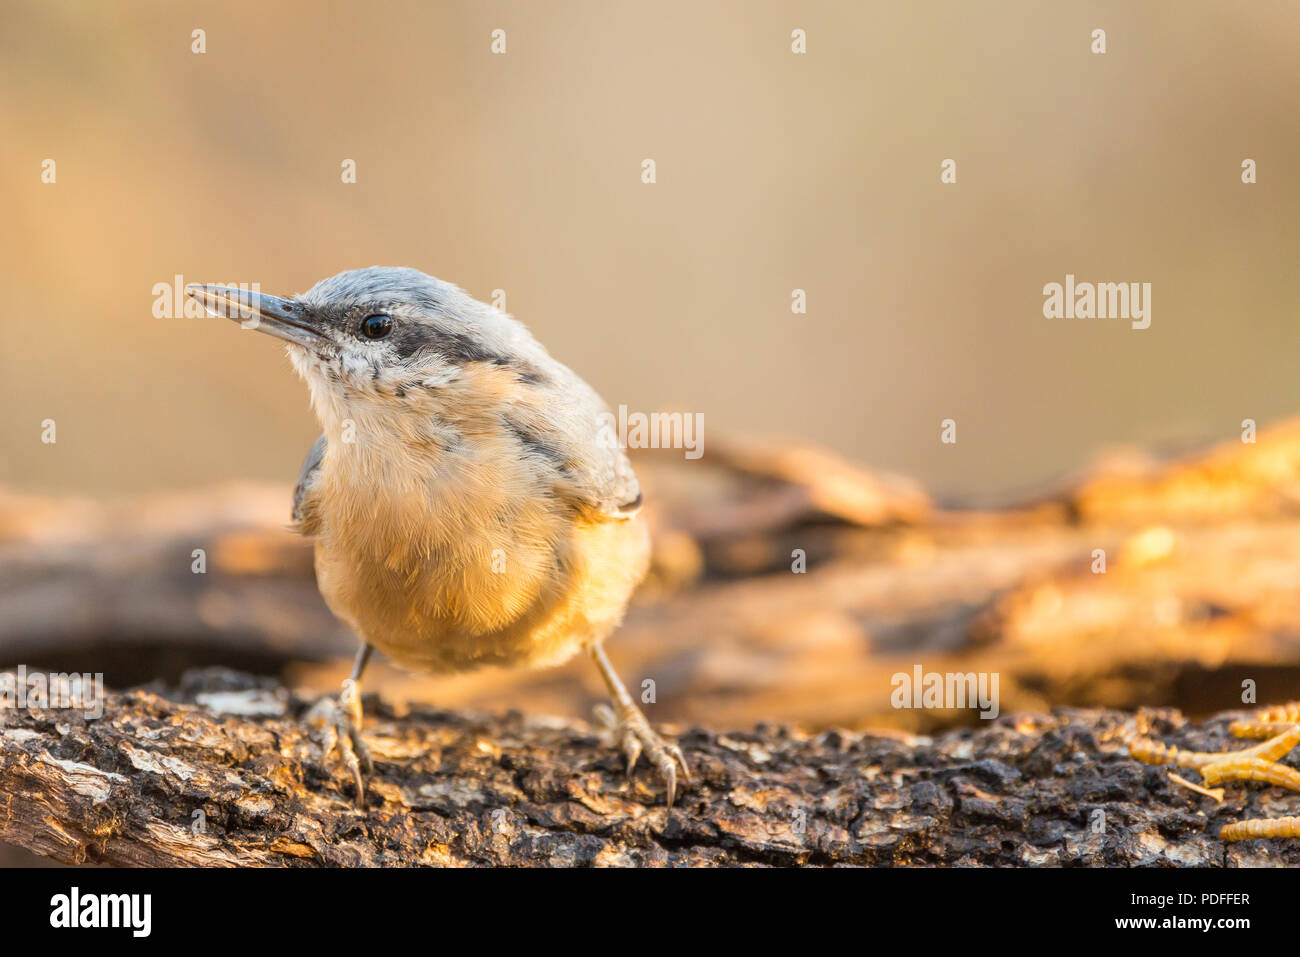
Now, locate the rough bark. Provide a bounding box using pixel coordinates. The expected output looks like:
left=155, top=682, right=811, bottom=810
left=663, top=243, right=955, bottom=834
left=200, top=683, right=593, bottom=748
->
left=1, top=668, right=1297, bottom=867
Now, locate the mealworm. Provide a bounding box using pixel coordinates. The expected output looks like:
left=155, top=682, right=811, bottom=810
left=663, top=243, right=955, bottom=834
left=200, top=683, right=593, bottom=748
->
left=1200, top=756, right=1300, bottom=791
left=1125, top=734, right=1227, bottom=769
left=1128, top=706, right=1300, bottom=842
left=1220, top=816, right=1300, bottom=842
left=1229, top=702, right=1300, bottom=738
left=1135, top=724, right=1300, bottom=769
left=1229, top=721, right=1298, bottom=740
left=1242, top=724, right=1300, bottom=763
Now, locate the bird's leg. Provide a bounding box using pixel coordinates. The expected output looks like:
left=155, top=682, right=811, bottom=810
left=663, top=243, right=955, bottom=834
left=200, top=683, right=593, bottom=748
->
left=307, top=642, right=374, bottom=807
left=1124, top=703, right=1300, bottom=842
left=589, top=643, right=690, bottom=808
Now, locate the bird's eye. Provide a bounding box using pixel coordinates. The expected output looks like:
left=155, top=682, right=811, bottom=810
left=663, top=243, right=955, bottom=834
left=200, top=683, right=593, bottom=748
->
left=360, top=314, right=393, bottom=340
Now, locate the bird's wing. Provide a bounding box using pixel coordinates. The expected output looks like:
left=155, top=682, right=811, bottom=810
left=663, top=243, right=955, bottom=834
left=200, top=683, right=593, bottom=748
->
left=502, top=396, right=643, bottom=521
left=602, top=449, right=643, bottom=518
left=292, top=433, right=327, bottom=525
left=567, top=410, right=643, bottom=520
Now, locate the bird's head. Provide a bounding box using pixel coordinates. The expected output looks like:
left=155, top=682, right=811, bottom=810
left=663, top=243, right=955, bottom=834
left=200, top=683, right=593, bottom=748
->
left=187, top=267, right=550, bottom=437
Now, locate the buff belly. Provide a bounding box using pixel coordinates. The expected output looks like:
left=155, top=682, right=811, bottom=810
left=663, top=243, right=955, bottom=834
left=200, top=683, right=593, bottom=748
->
left=311, top=512, right=650, bottom=675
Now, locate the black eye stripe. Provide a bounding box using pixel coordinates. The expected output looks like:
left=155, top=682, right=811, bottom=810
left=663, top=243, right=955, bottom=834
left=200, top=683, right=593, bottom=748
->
left=360, top=314, right=392, bottom=340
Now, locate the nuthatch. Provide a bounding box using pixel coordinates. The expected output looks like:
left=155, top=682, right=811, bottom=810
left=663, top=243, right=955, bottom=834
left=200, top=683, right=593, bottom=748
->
left=187, top=268, right=688, bottom=806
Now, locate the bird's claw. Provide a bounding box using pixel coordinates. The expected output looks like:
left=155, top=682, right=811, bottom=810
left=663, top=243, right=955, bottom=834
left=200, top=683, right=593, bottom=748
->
left=595, top=701, right=691, bottom=808
left=307, top=678, right=372, bottom=807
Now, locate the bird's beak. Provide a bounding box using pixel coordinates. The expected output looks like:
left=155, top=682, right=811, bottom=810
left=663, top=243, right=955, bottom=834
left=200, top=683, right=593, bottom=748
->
left=185, top=284, right=326, bottom=348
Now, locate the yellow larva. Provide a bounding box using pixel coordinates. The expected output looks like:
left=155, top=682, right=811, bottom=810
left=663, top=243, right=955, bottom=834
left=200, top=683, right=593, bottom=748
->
left=1220, top=817, right=1300, bottom=842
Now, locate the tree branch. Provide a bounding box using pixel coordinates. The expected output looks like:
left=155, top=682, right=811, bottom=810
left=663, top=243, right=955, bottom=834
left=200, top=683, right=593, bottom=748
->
left=2, top=669, right=1297, bottom=866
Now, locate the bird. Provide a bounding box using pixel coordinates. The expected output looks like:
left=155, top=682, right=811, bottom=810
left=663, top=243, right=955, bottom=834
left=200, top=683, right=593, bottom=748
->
left=186, top=267, right=689, bottom=807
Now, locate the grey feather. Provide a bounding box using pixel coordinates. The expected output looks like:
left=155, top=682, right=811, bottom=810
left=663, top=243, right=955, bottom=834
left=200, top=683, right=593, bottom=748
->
left=292, top=433, right=327, bottom=523
left=501, top=399, right=642, bottom=520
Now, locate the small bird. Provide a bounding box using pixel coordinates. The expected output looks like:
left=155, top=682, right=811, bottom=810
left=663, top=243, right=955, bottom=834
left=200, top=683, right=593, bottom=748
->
left=187, top=268, right=688, bottom=806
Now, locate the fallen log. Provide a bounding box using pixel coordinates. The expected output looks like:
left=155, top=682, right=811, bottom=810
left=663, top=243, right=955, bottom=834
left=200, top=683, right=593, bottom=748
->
left=2, top=668, right=1297, bottom=866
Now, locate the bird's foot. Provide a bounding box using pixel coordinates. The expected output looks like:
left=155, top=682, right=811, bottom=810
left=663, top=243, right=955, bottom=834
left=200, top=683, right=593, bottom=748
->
left=595, top=701, right=690, bottom=808
left=305, top=678, right=372, bottom=807
left=1124, top=702, right=1300, bottom=842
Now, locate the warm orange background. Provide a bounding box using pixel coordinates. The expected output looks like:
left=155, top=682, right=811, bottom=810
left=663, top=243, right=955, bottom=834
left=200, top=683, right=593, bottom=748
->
left=2, top=1, right=1298, bottom=504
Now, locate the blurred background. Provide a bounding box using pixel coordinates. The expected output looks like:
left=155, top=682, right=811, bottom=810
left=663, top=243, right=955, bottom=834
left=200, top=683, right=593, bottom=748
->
left=2, top=0, right=1298, bottom=505
left=6, top=0, right=1300, bottom=868
left=5, top=0, right=1300, bottom=767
